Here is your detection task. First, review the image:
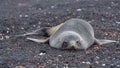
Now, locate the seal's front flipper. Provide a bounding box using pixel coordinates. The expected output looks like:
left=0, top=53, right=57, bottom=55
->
left=27, top=37, right=49, bottom=43
left=95, top=39, right=117, bottom=45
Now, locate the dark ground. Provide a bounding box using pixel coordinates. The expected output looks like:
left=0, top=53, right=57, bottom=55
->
left=0, top=0, right=120, bottom=68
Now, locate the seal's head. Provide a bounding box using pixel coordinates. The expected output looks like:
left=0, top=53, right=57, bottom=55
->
left=55, top=31, right=83, bottom=50
left=61, top=35, right=81, bottom=49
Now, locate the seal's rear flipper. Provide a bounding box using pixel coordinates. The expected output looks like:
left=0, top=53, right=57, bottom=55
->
left=95, top=39, right=117, bottom=45
left=27, top=37, right=49, bottom=43
left=14, top=23, right=64, bottom=37
left=14, top=27, right=51, bottom=37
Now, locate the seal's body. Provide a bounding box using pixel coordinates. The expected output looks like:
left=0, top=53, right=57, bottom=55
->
left=16, top=18, right=117, bottom=50
left=49, top=19, right=95, bottom=49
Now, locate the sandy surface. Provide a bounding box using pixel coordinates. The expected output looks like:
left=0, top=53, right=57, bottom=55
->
left=0, top=0, right=120, bottom=68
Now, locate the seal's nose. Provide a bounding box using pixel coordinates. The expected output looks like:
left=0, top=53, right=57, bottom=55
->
left=70, top=46, right=75, bottom=49
left=70, top=41, right=76, bottom=46
left=70, top=43, right=79, bottom=49
left=70, top=45, right=78, bottom=50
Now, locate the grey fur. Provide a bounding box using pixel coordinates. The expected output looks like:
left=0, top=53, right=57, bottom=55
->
left=49, top=18, right=95, bottom=49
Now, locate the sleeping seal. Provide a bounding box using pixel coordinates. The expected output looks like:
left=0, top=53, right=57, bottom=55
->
left=16, top=18, right=117, bottom=50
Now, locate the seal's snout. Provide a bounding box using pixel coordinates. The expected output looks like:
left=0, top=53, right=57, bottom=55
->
left=70, top=40, right=76, bottom=46
left=70, top=45, right=80, bottom=50
left=61, top=41, right=80, bottom=49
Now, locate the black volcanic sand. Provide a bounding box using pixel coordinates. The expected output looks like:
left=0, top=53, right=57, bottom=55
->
left=0, top=0, right=120, bottom=68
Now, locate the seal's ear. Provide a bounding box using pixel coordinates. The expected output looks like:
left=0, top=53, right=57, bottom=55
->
left=94, top=39, right=118, bottom=45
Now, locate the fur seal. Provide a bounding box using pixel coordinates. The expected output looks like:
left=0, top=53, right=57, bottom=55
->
left=16, top=18, right=117, bottom=50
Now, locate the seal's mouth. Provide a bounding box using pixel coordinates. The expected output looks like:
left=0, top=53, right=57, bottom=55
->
left=61, top=45, right=80, bottom=50
left=70, top=45, right=80, bottom=50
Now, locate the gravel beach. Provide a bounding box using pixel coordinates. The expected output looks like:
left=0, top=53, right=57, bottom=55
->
left=0, top=0, right=120, bottom=68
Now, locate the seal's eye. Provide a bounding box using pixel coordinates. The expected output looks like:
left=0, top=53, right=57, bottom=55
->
left=76, top=41, right=81, bottom=46
left=61, top=41, right=68, bottom=48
